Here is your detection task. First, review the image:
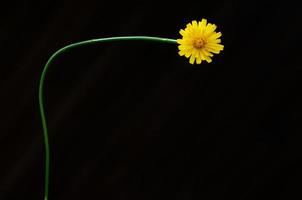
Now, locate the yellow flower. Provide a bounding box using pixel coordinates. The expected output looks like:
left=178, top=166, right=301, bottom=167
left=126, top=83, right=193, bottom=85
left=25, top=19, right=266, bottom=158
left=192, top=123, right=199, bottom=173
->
left=177, top=19, right=224, bottom=64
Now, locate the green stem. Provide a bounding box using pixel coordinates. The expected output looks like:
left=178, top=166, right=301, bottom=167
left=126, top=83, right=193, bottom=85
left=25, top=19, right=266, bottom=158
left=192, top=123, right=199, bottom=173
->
left=38, top=36, right=177, bottom=200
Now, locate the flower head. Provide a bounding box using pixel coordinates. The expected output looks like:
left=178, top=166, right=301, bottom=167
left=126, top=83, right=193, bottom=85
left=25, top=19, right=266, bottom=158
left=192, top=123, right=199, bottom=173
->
left=177, top=19, right=224, bottom=64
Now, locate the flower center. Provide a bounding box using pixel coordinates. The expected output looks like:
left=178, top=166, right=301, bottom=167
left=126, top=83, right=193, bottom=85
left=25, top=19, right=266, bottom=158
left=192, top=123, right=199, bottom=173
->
left=193, top=38, right=205, bottom=49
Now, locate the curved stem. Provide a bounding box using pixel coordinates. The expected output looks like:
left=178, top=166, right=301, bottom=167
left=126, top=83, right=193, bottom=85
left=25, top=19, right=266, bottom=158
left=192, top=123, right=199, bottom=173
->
left=38, top=36, right=177, bottom=200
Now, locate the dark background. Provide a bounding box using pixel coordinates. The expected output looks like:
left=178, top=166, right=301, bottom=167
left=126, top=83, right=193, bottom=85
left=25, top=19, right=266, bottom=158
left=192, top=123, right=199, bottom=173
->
left=1, top=0, right=301, bottom=199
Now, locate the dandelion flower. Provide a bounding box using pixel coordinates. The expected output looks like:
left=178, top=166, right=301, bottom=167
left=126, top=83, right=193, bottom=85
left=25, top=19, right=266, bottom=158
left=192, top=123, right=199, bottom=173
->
left=177, top=19, right=224, bottom=64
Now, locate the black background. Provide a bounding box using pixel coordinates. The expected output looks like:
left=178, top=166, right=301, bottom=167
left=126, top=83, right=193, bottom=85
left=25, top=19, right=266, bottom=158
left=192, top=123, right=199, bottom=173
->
left=1, top=0, right=301, bottom=199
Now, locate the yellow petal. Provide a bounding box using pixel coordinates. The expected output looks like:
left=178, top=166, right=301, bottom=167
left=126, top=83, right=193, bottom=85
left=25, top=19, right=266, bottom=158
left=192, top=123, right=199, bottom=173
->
left=205, top=57, right=212, bottom=63
left=196, top=57, right=202, bottom=64
left=207, top=39, right=221, bottom=44
left=179, top=29, right=187, bottom=37
left=192, top=20, right=198, bottom=28
left=214, top=39, right=222, bottom=43
left=178, top=38, right=193, bottom=45
left=204, top=24, right=217, bottom=37
left=206, top=43, right=224, bottom=50
left=199, top=19, right=207, bottom=29
left=186, top=23, right=193, bottom=29
left=185, top=52, right=192, bottom=58
left=202, top=49, right=214, bottom=57
left=185, top=26, right=195, bottom=37
left=185, top=49, right=193, bottom=58
left=189, top=54, right=196, bottom=64
left=195, top=52, right=203, bottom=64
left=177, top=39, right=183, bottom=44
left=204, top=46, right=222, bottom=54
left=178, top=44, right=193, bottom=51
left=209, top=24, right=217, bottom=32
left=207, top=32, right=222, bottom=40
left=199, top=50, right=211, bottom=63
left=178, top=50, right=186, bottom=56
